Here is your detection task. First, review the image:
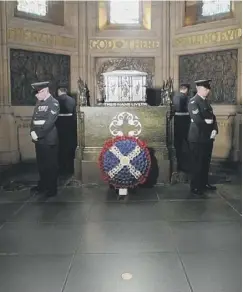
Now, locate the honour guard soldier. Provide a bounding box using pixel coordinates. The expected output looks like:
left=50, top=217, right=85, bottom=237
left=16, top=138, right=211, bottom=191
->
left=56, top=86, right=76, bottom=175
left=172, top=83, right=191, bottom=172
left=30, top=81, right=60, bottom=197
left=188, top=79, right=218, bottom=195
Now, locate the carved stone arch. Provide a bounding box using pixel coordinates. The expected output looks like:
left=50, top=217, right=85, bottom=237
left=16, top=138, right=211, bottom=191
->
left=97, top=57, right=154, bottom=98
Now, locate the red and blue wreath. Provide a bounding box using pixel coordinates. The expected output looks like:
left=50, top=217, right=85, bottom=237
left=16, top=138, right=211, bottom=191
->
left=99, top=136, right=151, bottom=188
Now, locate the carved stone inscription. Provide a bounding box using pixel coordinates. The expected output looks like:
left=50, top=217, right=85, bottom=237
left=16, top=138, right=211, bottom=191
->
left=90, top=39, right=160, bottom=50
left=10, top=49, right=70, bottom=105
left=8, top=28, right=76, bottom=49
left=179, top=49, right=238, bottom=104
left=174, top=28, right=242, bottom=48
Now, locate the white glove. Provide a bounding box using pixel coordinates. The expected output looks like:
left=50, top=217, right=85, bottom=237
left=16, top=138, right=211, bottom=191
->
left=210, top=130, right=217, bottom=139
left=31, top=131, right=38, bottom=141
left=205, top=119, right=213, bottom=124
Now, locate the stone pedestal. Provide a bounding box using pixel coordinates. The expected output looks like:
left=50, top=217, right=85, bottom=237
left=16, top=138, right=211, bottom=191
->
left=74, top=106, right=173, bottom=184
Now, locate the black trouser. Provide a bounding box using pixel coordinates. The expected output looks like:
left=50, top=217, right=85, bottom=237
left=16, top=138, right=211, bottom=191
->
left=189, top=141, right=214, bottom=190
left=56, top=117, right=77, bottom=174
left=35, top=144, right=58, bottom=193
left=174, top=115, right=190, bottom=171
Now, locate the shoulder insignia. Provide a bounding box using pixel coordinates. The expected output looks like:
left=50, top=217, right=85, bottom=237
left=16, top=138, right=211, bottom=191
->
left=54, top=103, right=59, bottom=107
left=192, top=109, right=199, bottom=114
left=190, top=100, right=195, bottom=104
left=51, top=110, right=57, bottom=115
left=38, top=105, right=48, bottom=112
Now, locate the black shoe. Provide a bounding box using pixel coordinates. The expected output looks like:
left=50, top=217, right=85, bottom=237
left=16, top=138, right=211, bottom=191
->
left=204, top=184, right=217, bottom=191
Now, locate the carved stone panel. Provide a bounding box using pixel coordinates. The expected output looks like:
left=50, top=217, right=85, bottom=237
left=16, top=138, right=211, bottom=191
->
left=10, top=49, right=70, bottom=105
left=179, top=49, right=238, bottom=104
left=96, top=57, right=154, bottom=102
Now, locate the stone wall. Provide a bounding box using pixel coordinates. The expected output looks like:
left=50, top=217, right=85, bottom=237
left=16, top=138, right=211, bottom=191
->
left=0, top=1, right=242, bottom=165
left=0, top=1, right=79, bottom=163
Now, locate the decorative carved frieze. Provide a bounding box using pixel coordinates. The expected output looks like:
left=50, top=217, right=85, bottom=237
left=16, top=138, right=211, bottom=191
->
left=179, top=49, right=238, bottom=104
left=8, top=28, right=76, bottom=49
left=89, top=39, right=160, bottom=50
left=174, top=28, right=242, bottom=48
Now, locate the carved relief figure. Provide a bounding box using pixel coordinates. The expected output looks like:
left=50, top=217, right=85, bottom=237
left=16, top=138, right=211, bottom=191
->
left=179, top=50, right=237, bottom=104
left=121, top=76, right=130, bottom=100
left=10, top=49, right=70, bottom=105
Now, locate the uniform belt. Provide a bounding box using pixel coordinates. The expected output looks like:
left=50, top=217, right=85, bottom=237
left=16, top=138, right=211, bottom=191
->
left=33, top=120, right=45, bottom=125
left=58, top=113, right=73, bottom=117
left=191, top=119, right=213, bottom=123
left=175, top=112, right=189, bottom=116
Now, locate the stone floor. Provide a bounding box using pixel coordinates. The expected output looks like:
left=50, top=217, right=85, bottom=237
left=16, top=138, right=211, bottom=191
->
left=0, top=165, right=242, bottom=292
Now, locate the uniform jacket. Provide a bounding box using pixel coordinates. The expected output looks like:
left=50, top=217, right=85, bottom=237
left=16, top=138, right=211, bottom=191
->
left=172, top=92, right=190, bottom=113
left=188, top=94, right=218, bottom=143
left=30, top=95, right=60, bottom=145
left=57, top=94, right=76, bottom=115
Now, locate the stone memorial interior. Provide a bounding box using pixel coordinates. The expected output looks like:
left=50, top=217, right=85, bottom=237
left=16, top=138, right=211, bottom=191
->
left=0, top=0, right=241, bottom=170
left=0, top=1, right=242, bottom=292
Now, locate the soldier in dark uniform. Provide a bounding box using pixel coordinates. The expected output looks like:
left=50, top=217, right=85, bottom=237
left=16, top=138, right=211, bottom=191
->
left=30, top=81, right=60, bottom=197
left=188, top=79, right=218, bottom=195
left=56, top=87, right=76, bottom=175
left=172, top=83, right=191, bottom=172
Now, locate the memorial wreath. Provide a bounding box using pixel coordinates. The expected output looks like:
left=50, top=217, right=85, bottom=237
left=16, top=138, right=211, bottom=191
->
left=99, top=136, right=151, bottom=188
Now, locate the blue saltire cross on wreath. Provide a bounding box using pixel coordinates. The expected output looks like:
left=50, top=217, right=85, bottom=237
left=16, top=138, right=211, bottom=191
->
left=99, top=136, right=151, bottom=189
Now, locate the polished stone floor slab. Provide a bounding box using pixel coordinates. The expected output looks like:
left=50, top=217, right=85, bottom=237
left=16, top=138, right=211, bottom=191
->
left=158, top=199, right=241, bottom=222
left=0, top=178, right=241, bottom=292
left=77, top=221, right=175, bottom=254
left=11, top=202, right=91, bottom=223
left=88, top=201, right=165, bottom=222
left=180, top=251, right=242, bottom=292
left=0, top=189, right=33, bottom=203
left=0, top=255, right=71, bottom=292
left=170, top=221, right=242, bottom=252
left=64, top=253, right=191, bottom=292
left=0, top=203, right=24, bottom=222
left=0, top=222, right=83, bottom=255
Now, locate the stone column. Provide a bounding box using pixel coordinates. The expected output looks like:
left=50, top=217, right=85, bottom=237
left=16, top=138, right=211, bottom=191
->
left=233, top=46, right=242, bottom=162
left=0, top=1, right=19, bottom=165
left=160, top=1, right=170, bottom=81
left=74, top=1, right=88, bottom=181
left=78, top=1, right=88, bottom=82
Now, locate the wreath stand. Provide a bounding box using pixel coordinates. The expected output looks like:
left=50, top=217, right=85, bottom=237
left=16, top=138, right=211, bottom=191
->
left=109, top=184, right=128, bottom=200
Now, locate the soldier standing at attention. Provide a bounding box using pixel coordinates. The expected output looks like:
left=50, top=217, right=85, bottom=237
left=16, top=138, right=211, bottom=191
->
left=172, top=83, right=191, bottom=172
left=30, top=81, right=60, bottom=197
left=188, top=79, right=218, bottom=195
left=56, top=86, right=76, bottom=175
